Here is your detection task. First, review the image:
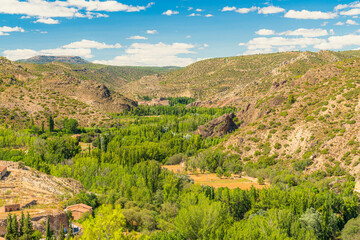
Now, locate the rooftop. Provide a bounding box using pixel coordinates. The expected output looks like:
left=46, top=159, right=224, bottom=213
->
left=0, top=166, right=6, bottom=172
left=67, top=203, right=92, bottom=211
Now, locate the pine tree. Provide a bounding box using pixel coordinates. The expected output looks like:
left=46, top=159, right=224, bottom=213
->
left=41, top=121, right=45, bottom=133
left=45, top=215, right=52, bottom=240
left=5, top=213, right=13, bottom=240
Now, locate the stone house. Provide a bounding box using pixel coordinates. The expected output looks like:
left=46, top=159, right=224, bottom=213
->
left=66, top=204, right=92, bottom=220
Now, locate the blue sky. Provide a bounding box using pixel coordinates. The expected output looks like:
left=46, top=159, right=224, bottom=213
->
left=1, top=0, right=360, bottom=66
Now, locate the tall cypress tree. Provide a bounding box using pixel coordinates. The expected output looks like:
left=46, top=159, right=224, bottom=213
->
left=45, top=215, right=52, bottom=240
left=11, top=214, right=18, bottom=239
left=19, top=211, right=25, bottom=236
left=48, top=115, right=54, bottom=132
left=58, top=223, right=65, bottom=240
left=23, top=212, right=34, bottom=238
left=4, top=213, right=13, bottom=240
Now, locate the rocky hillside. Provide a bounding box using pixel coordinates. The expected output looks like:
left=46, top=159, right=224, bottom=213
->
left=119, top=50, right=348, bottom=101
left=0, top=160, right=83, bottom=206
left=0, top=57, right=139, bottom=126
left=209, top=52, right=360, bottom=175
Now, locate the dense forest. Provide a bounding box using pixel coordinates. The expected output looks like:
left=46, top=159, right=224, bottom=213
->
left=1, top=100, right=360, bottom=240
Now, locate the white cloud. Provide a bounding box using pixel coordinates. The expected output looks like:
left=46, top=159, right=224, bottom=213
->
left=127, top=35, right=148, bottom=40
left=0, top=26, right=25, bottom=36
left=285, top=10, right=337, bottom=19
left=239, top=36, right=326, bottom=55
left=205, top=14, right=213, bottom=17
left=346, top=19, right=358, bottom=25
left=255, top=28, right=328, bottom=37
left=314, top=34, right=360, bottom=49
left=62, top=39, right=121, bottom=49
left=162, top=10, right=179, bottom=16
left=146, top=30, right=157, bottom=34
left=221, top=6, right=258, bottom=14
left=340, top=9, right=360, bottom=16
left=280, top=28, right=329, bottom=37
left=93, top=42, right=197, bottom=67
left=188, top=7, right=193, bottom=11
left=203, top=44, right=209, bottom=47
left=195, top=9, right=203, bottom=12
left=3, top=39, right=123, bottom=61
left=186, top=35, right=191, bottom=38
left=335, top=21, right=345, bottom=25
left=34, top=18, right=59, bottom=24
left=255, top=29, right=275, bottom=36
left=0, top=0, right=152, bottom=20
left=330, top=29, right=335, bottom=35
left=258, top=6, right=285, bottom=14
left=321, top=21, right=328, bottom=26
left=188, top=13, right=200, bottom=17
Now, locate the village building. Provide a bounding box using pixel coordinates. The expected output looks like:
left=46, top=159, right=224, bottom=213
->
left=0, top=204, right=20, bottom=213
left=66, top=204, right=92, bottom=220
left=0, top=166, right=7, bottom=179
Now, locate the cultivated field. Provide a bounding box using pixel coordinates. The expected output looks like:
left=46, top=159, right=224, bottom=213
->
left=162, top=164, right=268, bottom=190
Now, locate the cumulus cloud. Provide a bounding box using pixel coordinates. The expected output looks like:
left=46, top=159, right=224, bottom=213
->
left=258, top=6, right=285, bottom=14
left=93, top=42, right=197, bottom=67
left=279, top=28, right=329, bottom=37
left=127, top=35, right=148, bottom=40
left=205, top=14, right=213, bottom=17
left=255, top=28, right=328, bottom=37
left=146, top=30, right=157, bottom=34
left=34, top=18, right=59, bottom=24
left=221, top=6, right=258, bottom=14
left=3, top=39, right=121, bottom=60
left=335, top=21, right=345, bottom=25
left=239, top=36, right=326, bottom=55
left=195, top=9, right=203, bottom=12
left=0, top=0, right=153, bottom=22
left=346, top=19, right=358, bottom=25
left=340, top=9, right=360, bottom=16
left=255, top=29, right=275, bottom=36
left=62, top=39, right=121, bottom=49
left=189, top=13, right=200, bottom=17
left=314, top=34, right=360, bottom=49
left=0, top=26, right=25, bottom=36
left=285, top=10, right=337, bottom=19
left=162, top=10, right=179, bottom=16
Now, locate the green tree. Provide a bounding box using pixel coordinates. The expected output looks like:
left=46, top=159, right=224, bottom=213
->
left=48, top=116, right=54, bottom=132
left=80, top=204, right=136, bottom=240
left=19, top=211, right=25, bottom=236
left=5, top=213, right=13, bottom=240
left=45, top=215, right=52, bottom=240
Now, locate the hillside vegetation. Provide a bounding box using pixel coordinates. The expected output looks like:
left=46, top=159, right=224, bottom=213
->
left=3, top=50, right=360, bottom=239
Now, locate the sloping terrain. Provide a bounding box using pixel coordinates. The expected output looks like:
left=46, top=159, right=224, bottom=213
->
left=120, top=50, right=347, bottom=101
left=0, top=160, right=83, bottom=207
left=0, top=57, right=138, bottom=126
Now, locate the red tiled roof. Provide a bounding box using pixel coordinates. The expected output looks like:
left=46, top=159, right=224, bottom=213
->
left=0, top=166, right=7, bottom=172
left=67, top=203, right=92, bottom=212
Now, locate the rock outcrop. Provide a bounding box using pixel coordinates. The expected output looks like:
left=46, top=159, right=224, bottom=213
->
left=197, top=113, right=238, bottom=138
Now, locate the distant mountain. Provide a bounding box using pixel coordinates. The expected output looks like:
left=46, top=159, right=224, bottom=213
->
left=17, top=55, right=90, bottom=64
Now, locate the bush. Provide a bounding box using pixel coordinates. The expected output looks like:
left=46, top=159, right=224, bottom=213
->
left=166, top=153, right=185, bottom=165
